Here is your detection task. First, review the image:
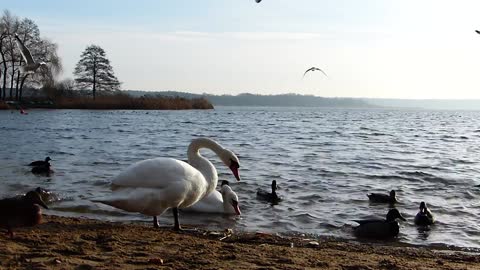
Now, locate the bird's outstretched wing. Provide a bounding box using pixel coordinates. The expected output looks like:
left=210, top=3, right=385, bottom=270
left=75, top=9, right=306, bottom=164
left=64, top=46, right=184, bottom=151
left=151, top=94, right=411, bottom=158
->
left=303, top=67, right=314, bottom=77
left=303, top=67, right=328, bottom=78
left=476, top=30, right=480, bottom=35
left=14, top=33, right=35, bottom=65
left=255, top=0, right=262, bottom=3
left=314, top=67, right=328, bottom=78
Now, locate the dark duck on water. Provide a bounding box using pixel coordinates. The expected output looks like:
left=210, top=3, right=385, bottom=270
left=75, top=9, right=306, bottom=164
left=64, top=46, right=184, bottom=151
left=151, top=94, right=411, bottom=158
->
left=257, top=180, right=282, bottom=204
left=31, top=162, right=53, bottom=176
left=367, top=189, right=398, bottom=204
left=353, top=208, right=406, bottom=239
left=0, top=191, right=48, bottom=237
left=414, top=201, right=436, bottom=226
left=28, top=156, right=51, bottom=167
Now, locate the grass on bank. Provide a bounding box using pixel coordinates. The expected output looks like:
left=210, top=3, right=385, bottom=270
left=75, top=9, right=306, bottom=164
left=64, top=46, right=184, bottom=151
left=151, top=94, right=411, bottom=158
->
left=0, top=91, right=214, bottom=110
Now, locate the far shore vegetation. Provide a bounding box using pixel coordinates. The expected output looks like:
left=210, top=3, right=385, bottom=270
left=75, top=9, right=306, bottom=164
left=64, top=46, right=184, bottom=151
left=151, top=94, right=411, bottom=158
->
left=0, top=86, right=214, bottom=110
left=0, top=10, right=212, bottom=110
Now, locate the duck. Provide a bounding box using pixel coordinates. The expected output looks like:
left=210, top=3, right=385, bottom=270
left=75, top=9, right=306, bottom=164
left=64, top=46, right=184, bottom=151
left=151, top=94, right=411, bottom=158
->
left=414, top=201, right=435, bottom=226
left=257, top=180, right=282, bottom=204
left=353, top=208, right=406, bottom=239
left=0, top=191, right=48, bottom=237
left=93, top=138, right=241, bottom=231
left=184, top=180, right=241, bottom=215
left=367, top=190, right=397, bottom=204
left=33, top=187, right=57, bottom=204
left=28, top=157, right=51, bottom=167
left=31, top=163, right=53, bottom=176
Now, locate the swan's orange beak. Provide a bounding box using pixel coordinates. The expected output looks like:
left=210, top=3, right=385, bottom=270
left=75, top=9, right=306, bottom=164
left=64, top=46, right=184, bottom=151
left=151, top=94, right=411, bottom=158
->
left=230, top=165, right=240, bottom=181
left=231, top=200, right=241, bottom=215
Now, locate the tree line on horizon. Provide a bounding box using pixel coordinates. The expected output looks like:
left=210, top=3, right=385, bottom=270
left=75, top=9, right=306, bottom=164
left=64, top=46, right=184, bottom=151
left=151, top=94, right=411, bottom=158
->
left=125, top=91, right=372, bottom=107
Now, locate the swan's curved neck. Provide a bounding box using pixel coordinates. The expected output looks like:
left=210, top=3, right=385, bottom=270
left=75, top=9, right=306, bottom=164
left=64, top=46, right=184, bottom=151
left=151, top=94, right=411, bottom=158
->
left=187, top=138, right=224, bottom=196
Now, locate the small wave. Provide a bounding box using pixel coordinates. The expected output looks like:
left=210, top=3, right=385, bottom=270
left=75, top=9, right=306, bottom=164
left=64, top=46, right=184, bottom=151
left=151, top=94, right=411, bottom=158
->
left=47, top=150, right=75, bottom=156
left=92, top=161, right=121, bottom=165
left=52, top=205, right=132, bottom=217
left=398, top=171, right=436, bottom=178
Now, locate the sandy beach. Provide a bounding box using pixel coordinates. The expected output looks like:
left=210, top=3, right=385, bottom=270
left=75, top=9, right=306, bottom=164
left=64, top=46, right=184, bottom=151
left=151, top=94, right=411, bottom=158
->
left=0, top=215, right=478, bottom=270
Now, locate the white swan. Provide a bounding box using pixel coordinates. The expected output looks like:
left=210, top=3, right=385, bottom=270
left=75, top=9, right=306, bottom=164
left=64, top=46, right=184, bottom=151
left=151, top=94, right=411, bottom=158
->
left=14, top=33, right=47, bottom=73
left=184, top=181, right=241, bottom=215
left=94, top=138, right=241, bottom=230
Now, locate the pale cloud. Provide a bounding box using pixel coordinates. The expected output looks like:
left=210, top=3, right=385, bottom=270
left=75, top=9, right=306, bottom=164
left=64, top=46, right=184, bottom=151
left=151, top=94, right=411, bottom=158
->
left=32, top=1, right=480, bottom=99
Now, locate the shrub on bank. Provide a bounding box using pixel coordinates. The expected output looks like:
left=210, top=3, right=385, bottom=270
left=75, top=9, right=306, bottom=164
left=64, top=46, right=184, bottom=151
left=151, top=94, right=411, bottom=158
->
left=51, top=95, right=214, bottom=110
left=2, top=90, right=214, bottom=110
left=0, top=101, right=8, bottom=110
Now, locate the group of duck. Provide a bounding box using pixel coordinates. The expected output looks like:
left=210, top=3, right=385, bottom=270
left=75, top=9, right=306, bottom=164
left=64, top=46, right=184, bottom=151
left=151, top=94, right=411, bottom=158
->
left=355, top=190, right=436, bottom=239
left=0, top=138, right=434, bottom=241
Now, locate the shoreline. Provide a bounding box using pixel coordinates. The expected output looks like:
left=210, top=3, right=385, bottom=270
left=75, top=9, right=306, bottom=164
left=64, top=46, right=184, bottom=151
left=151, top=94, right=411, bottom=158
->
left=1, top=215, right=478, bottom=269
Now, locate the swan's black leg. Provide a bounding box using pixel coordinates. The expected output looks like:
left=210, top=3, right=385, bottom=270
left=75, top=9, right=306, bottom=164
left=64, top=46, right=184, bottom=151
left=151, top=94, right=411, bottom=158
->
left=173, top=207, right=181, bottom=231
left=153, top=216, right=159, bottom=228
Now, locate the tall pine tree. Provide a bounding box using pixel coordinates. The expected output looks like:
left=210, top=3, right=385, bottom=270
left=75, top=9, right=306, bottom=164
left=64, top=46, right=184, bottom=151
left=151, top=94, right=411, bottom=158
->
left=74, top=45, right=120, bottom=99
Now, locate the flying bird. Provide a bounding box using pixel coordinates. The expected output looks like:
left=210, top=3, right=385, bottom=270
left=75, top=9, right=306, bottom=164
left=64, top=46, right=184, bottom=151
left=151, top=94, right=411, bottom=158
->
left=476, top=30, right=480, bottom=35
left=14, top=33, right=47, bottom=73
left=303, top=67, right=328, bottom=78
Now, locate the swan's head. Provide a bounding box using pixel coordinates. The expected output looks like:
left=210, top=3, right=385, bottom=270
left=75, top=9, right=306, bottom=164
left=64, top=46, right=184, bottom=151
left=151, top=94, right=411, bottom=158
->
left=220, top=149, right=240, bottom=181
left=221, top=185, right=241, bottom=215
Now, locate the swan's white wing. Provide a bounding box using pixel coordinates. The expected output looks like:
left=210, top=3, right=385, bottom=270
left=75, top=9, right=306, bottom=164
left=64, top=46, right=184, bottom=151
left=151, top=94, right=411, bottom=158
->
left=112, top=157, right=204, bottom=189
left=14, top=34, right=35, bottom=65
left=110, top=157, right=209, bottom=209
left=95, top=187, right=165, bottom=215
left=97, top=180, right=202, bottom=216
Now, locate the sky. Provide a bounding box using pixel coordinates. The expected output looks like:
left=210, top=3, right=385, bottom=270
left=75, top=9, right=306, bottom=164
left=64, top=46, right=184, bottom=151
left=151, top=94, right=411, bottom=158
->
left=3, top=0, right=480, bottom=99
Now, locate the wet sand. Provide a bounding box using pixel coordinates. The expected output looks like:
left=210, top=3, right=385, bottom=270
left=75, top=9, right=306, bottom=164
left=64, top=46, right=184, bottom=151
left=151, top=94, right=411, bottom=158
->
left=0, top=215, right=478, bottom=270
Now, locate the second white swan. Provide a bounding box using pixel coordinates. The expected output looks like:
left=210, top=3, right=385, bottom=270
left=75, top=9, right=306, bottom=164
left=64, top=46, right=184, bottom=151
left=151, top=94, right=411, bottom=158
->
left=184, top=180, right=241, bottom=215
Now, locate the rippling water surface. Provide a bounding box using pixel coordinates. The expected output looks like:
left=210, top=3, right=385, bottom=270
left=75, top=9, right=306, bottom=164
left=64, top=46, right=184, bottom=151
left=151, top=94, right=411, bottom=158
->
left=1, top=107, right=479, bottom=250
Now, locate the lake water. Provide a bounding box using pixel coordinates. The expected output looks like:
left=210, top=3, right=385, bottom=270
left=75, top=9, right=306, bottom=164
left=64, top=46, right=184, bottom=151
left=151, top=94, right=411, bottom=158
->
left=1, top=107, right=479, bottom=251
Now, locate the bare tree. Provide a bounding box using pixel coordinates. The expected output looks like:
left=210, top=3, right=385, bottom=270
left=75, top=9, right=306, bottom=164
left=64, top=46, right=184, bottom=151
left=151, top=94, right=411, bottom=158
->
left=74, top=45, right=120, bottom=100
left=0, top=23, right=7, bottom=100
left=0, top=10, right=62, bottom=101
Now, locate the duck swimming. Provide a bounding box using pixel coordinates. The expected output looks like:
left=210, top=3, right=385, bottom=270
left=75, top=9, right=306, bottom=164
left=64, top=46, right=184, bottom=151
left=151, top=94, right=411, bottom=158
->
left=184, top=180, right=241, bottom=215
left=94, top=138, right=241, bottom=231
left=0, top=191, right=48, bottom=237
left=28, top=157, right=51, bottom=167
left=257, top=180, right=282, bottom=204
left=353, top=208, right=406, bottom=239
left=31, top=163, right=53, bottom=176
left=367, top=190, right=397, bottom=204
left=33, top=187, right=57, bottom=204
left=414, top=202, right=435, bottom=226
